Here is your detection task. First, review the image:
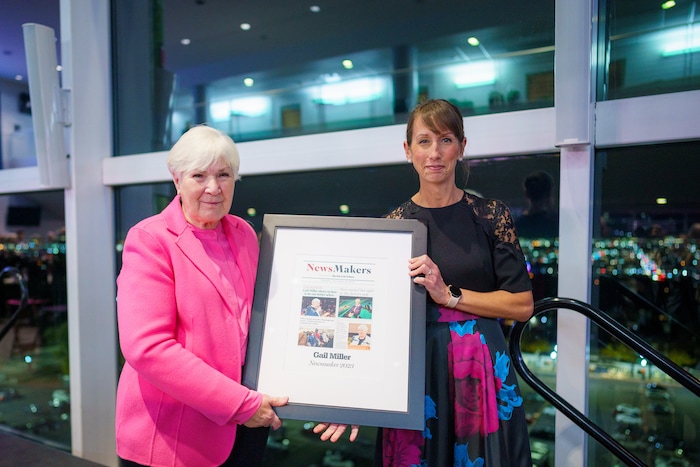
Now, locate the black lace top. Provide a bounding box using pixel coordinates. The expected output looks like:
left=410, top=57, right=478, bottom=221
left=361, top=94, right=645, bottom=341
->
left=386, top=191, right=532, bottom=297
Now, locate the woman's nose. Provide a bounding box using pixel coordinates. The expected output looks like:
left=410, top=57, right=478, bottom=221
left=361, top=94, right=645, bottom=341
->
left=205, top=176, right=221, bottom=193
left=427, top=143, right=440, bottom=158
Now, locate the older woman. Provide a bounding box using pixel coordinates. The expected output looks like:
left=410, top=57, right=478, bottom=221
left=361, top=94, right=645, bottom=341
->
left=115, top=125, right=287, bottom=467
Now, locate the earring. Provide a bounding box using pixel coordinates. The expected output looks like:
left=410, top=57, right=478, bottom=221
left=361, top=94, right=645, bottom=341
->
left=407, top=158, right=412, bottom=163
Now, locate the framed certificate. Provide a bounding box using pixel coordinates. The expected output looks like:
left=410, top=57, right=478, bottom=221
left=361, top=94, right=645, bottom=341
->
left=243, top=214, right=427, bottom=430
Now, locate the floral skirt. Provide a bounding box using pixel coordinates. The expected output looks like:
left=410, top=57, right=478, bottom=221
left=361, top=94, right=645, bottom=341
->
left=376, top=306, right=532, bottom=467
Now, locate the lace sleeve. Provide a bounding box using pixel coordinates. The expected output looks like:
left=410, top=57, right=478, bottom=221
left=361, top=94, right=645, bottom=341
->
left=384, top=201, right=411, bottom=219
left=492, top=200, right=524, bottom=254
left=466, top=193, right=524, bottom=254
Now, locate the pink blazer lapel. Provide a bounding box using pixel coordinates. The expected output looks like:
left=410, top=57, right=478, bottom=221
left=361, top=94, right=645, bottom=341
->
left=162, top=196, right=231, bottom=305
left=175, top=229, right=231, bottom=304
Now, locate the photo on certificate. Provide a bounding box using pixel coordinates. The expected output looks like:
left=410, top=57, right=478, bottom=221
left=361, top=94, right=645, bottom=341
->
left=243, top=214, right=427, bottom=430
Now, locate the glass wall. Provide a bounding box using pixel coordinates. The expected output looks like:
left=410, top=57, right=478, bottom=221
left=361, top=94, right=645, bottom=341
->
left=111, top=0, right=556, bottom=155
left=600, top=0, right=700, bottom=100
left=2, top=0, right=699, bottom=464
left=0, top=1, right=60, bottom=174
left=113, top=152, right=561, bottom=465
left=589, top=142, right=700, bottom=466
left=0, top=191, right=69, bottom=448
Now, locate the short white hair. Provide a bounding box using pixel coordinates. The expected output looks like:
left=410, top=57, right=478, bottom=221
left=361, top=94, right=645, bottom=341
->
left=166, top=125, right=241, bottom=180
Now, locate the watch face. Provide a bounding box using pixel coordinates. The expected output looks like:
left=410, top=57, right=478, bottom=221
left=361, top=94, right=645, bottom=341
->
left=449, top=285, right=462, bottom=297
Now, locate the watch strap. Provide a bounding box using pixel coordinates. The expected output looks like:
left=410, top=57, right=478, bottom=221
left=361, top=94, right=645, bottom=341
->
left=446, top=292, right=460, bottom=308
left=445, top=286, right=462, bottom=308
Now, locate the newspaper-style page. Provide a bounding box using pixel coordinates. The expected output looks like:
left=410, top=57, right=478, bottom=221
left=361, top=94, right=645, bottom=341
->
left=256, top=226, right=413, bottom=413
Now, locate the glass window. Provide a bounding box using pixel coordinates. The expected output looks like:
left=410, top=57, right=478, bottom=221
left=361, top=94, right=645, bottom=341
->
left=111, top=1, right=555, bottom=155
left=114, top=152, right=560, bottom=464
left=0, top=191, right=69, bottom=449
left=600, top=0, right=700, bottom=100
left=590, top=142, right=700, bottom=465
left=0, top=2, right=61, bottom=174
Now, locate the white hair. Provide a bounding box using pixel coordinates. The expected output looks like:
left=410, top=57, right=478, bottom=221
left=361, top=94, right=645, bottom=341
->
left=166, top=125, right=241, bottom=180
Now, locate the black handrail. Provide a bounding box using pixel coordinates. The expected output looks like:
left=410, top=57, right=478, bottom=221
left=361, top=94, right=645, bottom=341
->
left=0, top=266, right=28, bottom=343
left=509, top=296, right=700, bottom=467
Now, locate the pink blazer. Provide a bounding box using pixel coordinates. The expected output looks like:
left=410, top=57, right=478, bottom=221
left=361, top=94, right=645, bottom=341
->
left=115, top=196, right=262, bottom=467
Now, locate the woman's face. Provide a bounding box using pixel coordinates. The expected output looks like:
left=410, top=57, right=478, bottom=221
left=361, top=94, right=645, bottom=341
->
left=404, top=117, right=465, bottom=186
left=173, top=158, right=235, bottom=229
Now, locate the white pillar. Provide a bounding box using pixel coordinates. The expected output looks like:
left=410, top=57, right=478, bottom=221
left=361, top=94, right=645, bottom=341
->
left=554, top=0, right=596, bottom=465
left=60, top=1, right=117, bottom=465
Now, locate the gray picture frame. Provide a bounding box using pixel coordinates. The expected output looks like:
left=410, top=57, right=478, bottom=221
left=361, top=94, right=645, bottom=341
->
left=243, top=214, right=427, bottom=430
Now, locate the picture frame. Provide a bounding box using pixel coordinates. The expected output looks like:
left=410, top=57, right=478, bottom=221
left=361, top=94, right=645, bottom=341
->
left=243, top=214, right=427, bottom=430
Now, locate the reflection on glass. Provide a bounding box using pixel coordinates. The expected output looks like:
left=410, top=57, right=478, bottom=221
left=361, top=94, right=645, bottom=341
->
left=116, top=153, right=564, bottom=464
left=601, top=0, right=700, bottom=100
left=167, top=44, right=555, bottom=148
left=591, top=143, right=700, bottom=466
left=106, top=2, right=555, bottom=155
left=0, top=193, right=69, bottom=449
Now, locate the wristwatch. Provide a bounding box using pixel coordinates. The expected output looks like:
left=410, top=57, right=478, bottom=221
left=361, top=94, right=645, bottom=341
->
left=445, top=285, right=461, bottom=308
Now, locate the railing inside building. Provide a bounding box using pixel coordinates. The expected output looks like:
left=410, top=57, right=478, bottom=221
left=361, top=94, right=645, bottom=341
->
left=510, top=297, right=700, bottom=466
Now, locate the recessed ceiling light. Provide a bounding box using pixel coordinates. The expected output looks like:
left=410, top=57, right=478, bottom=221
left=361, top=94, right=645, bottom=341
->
left=339, top=204, right=350, bottom=214
left=342, top=59, right=353, bottom=69
left=661, top=1, right=676, bottom=9
left=467, top=37, right=480, bottom=47
left=243, top=77, right=254, bottom=87
left=247, top=207, right=257, bottom=217
left=180, top=38, right=191, bottom=45
left=240, top=23, right=251, bottom=31
left=14, top=75, right=23, bottom=81
left=310, top=5, right=321, bottom=13
left=656, top=197, right=668, bottom=205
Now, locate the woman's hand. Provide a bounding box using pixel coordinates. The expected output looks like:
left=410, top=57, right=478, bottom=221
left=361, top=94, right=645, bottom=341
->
left=244, top=394, right=288, bottom=430
left=312, top=422, right=360, bottom=442
left=409, top=254, right=534, bottom=321
left=409, top=254, right=449, bottom=306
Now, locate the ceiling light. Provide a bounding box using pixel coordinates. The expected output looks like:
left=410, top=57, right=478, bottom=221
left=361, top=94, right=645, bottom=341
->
left=230, top=96, right=270, bottom=117
left=339, top=204, right=350, bottom=214
left=656, top=197, right=668, bottom=205
left=452, top=61, right=496, bottom=88
left=661, top=1, right=676, bottom=9
left=322, top=73, right=341, bottom=83
left=180, top=38, right=191, bottom=45
left=467, top=37, right=480, bottom=47
left=310, top=5, right=321, bottom=13
left=14, top=74, right=23, bottom=81
left=210, top=97, right=272, bottom=120
left=314, top=77, right=384, bottom=105
left=247, top=207, right=257, bottom=217
left=342, top=59, right=353, bottom=69
left=662, top=26, right=700, bottom=56
left=243, top=77, right=254, bottom=87
left=240, top=23, right=251, bottom=31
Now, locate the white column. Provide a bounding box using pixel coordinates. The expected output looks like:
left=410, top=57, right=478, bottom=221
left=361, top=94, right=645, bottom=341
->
left=60, top=1, right=117, bottom=465
left=554, top=0, right=595, bottom=465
